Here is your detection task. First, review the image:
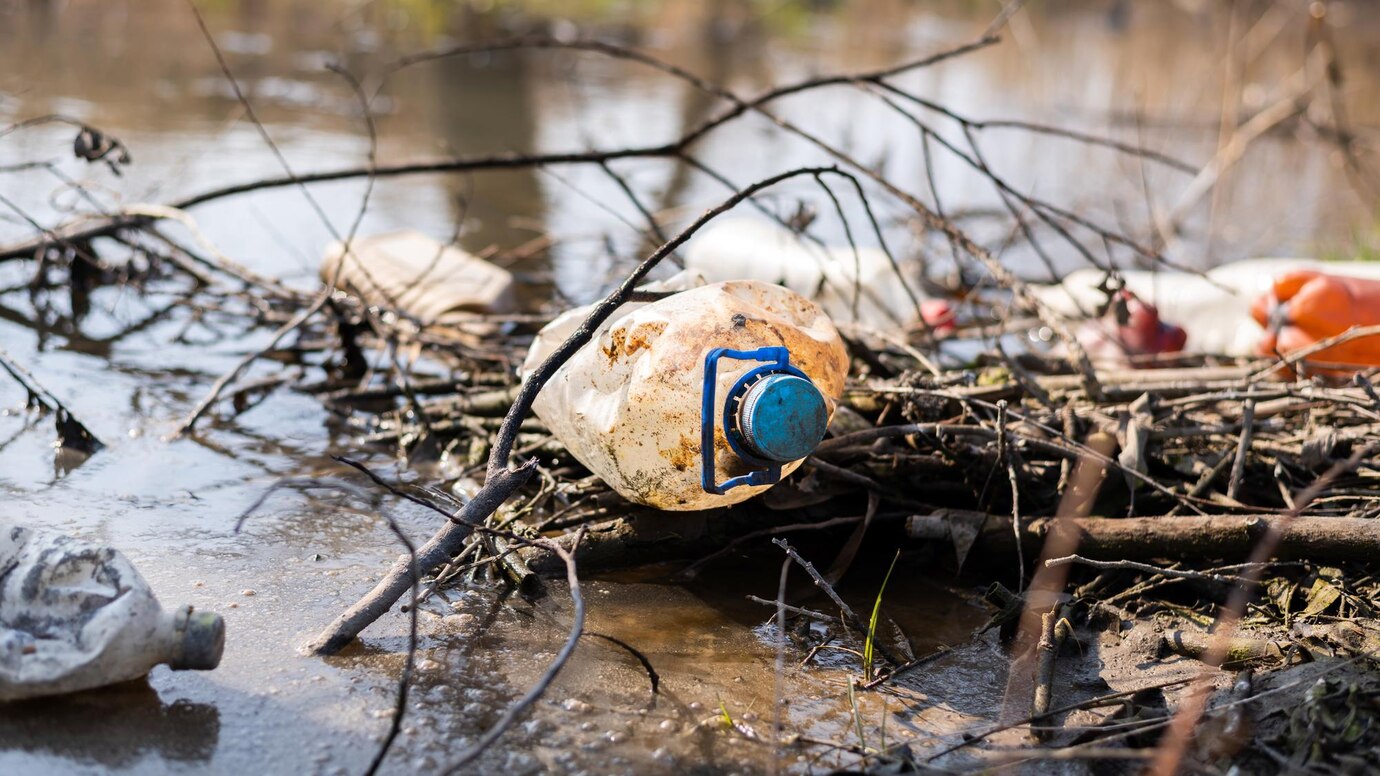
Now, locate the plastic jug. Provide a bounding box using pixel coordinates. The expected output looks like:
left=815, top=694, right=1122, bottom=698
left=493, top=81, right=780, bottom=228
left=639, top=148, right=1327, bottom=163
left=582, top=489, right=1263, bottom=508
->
left=684, top=217, right=947, bottom=331
left=523, top=276, right=849, bottom=510
left=0, top=525, right=224, bottom=701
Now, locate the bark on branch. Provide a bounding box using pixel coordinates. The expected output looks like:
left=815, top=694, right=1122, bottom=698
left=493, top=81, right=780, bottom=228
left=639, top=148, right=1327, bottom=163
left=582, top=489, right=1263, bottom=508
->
left=907, top=510, right=1380, bottom=563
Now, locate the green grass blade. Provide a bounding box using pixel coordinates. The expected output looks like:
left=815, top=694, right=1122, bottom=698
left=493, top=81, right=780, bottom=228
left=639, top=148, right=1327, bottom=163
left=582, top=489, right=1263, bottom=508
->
left=862, top=550, right=902, bottom=682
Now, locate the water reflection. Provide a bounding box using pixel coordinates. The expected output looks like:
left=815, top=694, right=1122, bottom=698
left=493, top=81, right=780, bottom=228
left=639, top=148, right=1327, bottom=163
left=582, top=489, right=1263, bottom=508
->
left=3, top=0, right=1378, bottom=295
left=426, top=48, right=546, bottom=260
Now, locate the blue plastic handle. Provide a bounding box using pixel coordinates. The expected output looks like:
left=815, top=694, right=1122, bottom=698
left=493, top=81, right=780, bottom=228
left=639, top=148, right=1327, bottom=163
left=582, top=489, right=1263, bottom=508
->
left=701, top=346, right=810, bottom=495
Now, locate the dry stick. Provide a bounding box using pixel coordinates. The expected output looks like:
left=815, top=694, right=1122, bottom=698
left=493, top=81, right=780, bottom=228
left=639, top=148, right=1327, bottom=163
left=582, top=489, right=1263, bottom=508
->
left=812, top=172, right=867, bottom=319
left=1161, top=76, right=1310, bottom=240
left=1227, top=398, right=1256, bottom=501
left=1045, top=555, right=1245, bottom=585
left=1148, top=442, right=1379, bottom=776
left=996, top=400, right=1025, bottom=593
left=172, top=303, right=325, bottom=437
left=805, top=455, right=888, bottom=492
left=1031, top=603, right=1073, bottom=742
left=858, top=645, right=953, bottom=690
left=770, top=538, right=904, bottom=668
left=919, top=128, right=965, bottom=279
left=745, top=596, right=838, bottom=624
left=1167, top=444, right=1236, bottom=518
left=302, top=461, right=537, bottom=655
left=596, top=160, right=672, bottom=248
left=0, top=345, right=79, bottom=418
left=310, top=166, right=856, bottom=655
left=125, top=206, right=298, bottom=297
left=1100, top=560, right=1296, bottom=608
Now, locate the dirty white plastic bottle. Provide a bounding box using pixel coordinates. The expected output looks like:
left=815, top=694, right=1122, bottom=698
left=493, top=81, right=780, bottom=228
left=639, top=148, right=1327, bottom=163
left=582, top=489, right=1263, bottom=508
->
left=684, top=217, right=932, bottom=330
left=523, top=275, right=849, bottom=511
left=0, top=525, right=224, bottom=701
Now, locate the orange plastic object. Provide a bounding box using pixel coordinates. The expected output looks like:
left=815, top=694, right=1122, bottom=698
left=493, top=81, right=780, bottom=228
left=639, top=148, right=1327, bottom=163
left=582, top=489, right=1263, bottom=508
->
left=1251, top=270, right=1380, bottom=373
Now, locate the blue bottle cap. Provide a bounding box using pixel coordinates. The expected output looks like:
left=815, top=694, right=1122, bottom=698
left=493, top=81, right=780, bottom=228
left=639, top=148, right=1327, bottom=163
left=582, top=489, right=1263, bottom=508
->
left=736, top=373, right=828, bottom=463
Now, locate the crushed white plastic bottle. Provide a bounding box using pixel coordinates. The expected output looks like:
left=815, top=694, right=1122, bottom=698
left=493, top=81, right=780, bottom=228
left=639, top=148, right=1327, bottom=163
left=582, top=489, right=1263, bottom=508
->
left=0, top=525, right=224, bottom=702
left=523, top=273, right=849, bottom=511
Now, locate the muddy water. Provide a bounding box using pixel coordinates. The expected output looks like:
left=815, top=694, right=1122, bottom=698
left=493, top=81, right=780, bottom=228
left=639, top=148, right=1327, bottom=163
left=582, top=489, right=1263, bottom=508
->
left=1, top=1, right=1379, bottom=774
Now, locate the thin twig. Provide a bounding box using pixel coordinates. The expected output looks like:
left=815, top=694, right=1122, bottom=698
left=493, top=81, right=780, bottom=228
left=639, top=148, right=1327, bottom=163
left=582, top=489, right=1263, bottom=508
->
left=443, top=528, right=586, bottom=773
left=771, top=539, right=903, bottom=667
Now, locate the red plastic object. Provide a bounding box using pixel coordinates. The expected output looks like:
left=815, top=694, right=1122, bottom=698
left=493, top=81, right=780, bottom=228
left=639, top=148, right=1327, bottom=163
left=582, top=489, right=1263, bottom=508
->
left=1077, top=290, right=1187, bottom=366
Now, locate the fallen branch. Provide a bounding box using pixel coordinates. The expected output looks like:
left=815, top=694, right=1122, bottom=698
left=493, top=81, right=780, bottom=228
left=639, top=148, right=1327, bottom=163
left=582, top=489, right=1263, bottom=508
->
left=909, top=512, right=1380, bottom=563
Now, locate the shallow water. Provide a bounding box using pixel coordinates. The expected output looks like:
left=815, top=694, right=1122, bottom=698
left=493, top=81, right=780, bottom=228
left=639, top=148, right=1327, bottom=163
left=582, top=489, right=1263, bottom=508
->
left=2, top=1, right=1379, bottom=773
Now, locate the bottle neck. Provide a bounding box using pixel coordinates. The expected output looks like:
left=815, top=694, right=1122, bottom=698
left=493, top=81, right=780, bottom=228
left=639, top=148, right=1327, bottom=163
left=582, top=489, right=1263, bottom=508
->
left=155, top=605, right=225, bottom=671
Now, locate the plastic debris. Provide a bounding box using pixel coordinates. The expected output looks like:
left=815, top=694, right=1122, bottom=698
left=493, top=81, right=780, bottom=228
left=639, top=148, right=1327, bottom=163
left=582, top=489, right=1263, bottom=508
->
left=0, top=525, right=224, bottom=701
left=523, top=273, right=849, bottom=511
left=321, top=230, right=516, bottom=326
left=684, top=217, right=951, bottom=332
left=1030, top=258, right=1380, bottom=356
left=1074, top=289, right=1187, bottom=367
left=1252, top=270, right=1380, bottom=374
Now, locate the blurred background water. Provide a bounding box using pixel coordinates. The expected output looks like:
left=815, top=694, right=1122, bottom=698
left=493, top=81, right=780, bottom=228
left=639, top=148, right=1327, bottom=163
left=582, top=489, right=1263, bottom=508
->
left=4, top=0, right=1380, bottom=300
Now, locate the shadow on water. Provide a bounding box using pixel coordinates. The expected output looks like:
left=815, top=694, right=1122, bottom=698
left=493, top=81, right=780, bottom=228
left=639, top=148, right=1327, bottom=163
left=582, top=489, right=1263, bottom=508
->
left=0, top=681, right=220, bottom=768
